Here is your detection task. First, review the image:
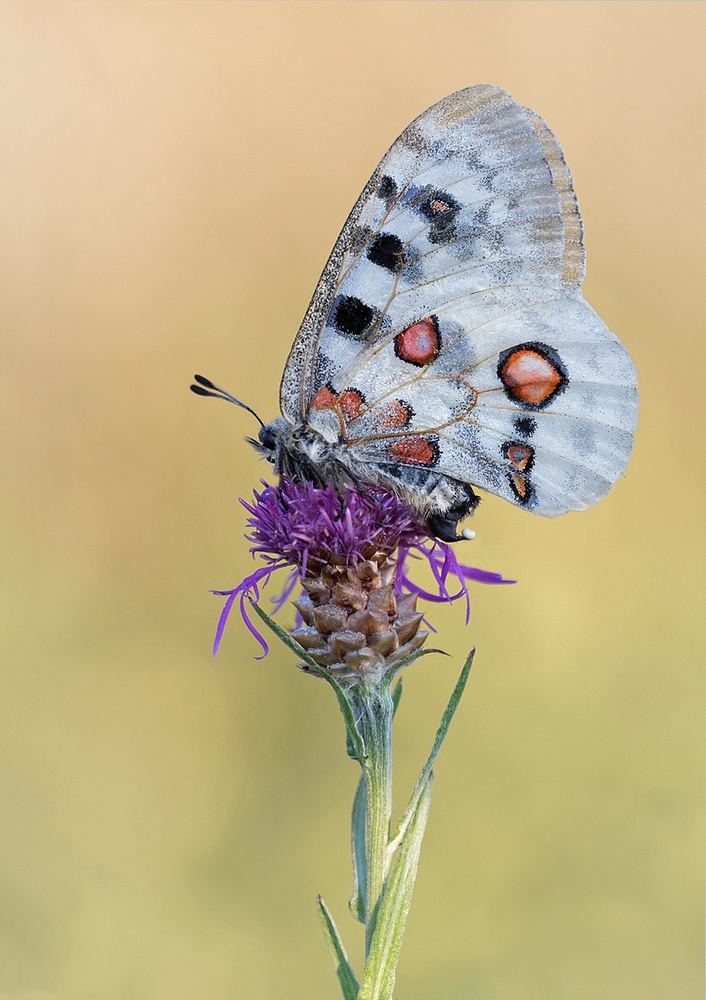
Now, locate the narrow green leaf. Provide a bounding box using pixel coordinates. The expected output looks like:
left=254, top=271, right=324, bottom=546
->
left=387, top=646, right=447, bottom=678
left=250, top=602, right=366, bottom=762
left=316, top=895, right=360, bottom=1000
left=390, top=648, right=475, bottom=853
left=391, top=679, right=403, bottom=718
left=358, top=774, right=434, bottom=1000
left=349, top=773, right=367, bottom=923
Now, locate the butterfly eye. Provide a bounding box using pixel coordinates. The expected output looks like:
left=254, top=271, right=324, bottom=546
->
left=258, top=425, right=277, bottom=452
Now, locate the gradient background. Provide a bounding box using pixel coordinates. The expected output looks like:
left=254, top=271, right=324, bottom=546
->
left=1, top=3, right=703, bottom=998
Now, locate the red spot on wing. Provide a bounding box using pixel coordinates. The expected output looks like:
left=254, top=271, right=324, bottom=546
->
left=505, top=443, right=533, bottom=472
left=339, top=388, right=365, bottom=420
left=501, top=438, right=536, bottom=504
left=311, top=386, right=337, bottom=410
left=394, top=317, right=440, bottom=367
left=379, top=400, right=413, bottom=430
left=388, top=436, right=439, bottom=466
left=499, top=348, right=563, bottom=405
left=510, top=473, right=530, bottom=500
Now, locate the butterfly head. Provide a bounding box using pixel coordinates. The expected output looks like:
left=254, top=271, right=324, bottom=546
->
left=250, top=419, right=344, bottom=488
left=248, top=417, right=289, bottom=466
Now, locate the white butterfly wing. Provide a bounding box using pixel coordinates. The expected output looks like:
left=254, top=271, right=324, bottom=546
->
left=279, top=85, right=638, bottom=516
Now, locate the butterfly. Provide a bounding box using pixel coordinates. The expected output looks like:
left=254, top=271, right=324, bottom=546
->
left=192, top=85, right=638, bottom=542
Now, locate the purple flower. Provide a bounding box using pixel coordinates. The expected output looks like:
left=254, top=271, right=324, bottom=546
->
left=212, top=478, right=513, bottom=670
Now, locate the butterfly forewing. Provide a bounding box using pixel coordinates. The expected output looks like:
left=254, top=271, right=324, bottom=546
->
left=279, top=84, right=638, bottom=518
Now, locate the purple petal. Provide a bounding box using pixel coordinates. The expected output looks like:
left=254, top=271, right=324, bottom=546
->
left=271, top=567, right=300, bottom=614
left=212, top=589, right=238, bottom=657
left=458, top=566, right=516, bottom=585
left=240, top=589, right=270, bottom=660
left=211, top=561, right=287, bottom=659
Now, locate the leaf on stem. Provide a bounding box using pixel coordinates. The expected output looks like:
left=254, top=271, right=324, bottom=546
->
left=316, top=895, right=360, bottom=1000
left=358, top=774, right=434, bottom=1000
left=388, top=646, right=447, bottom=678
left=391, top=679, right=403, bottom=718
left=389, top=648, right=475, bottom=855
left=349, top=774, right=367, bottom=924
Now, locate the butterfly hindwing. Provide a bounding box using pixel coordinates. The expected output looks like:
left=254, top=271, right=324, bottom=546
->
left=338, top=292, right=636, bottom=515
left=279, top=85, right=638, bottom=518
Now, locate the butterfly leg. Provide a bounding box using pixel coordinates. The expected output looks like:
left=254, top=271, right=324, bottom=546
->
left=426, top=484, right=480, bottom=542
left=277, top=448, right=328, bottom=490
left=333, top=462, right=378, bottom=504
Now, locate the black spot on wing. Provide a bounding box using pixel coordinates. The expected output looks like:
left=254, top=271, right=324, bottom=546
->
left=367, top=233, right=405, bottom=273
left=378, top=175, right=398, bottom=206
left=514, top=416, right=537, bottom=438
left=416, top=188, right=462, bottom=222
left=332, top=295, right=378, bottom=341
left=429, top=215, right=460, bottom=246
left=405, top=185, right=462, bottom=246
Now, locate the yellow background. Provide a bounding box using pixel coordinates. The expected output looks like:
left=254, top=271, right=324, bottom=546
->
left=0, top=3, right=702, bottom=998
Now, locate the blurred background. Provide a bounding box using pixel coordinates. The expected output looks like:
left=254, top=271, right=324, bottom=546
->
left=0, top=3, right=703, bottom=998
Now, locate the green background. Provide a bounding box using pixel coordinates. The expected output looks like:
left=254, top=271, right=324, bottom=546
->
left=1, top=2, right=702, bottom=998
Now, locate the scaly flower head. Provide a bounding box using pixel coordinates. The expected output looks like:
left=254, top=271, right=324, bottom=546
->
left=213, top=478, right=512, bottom=686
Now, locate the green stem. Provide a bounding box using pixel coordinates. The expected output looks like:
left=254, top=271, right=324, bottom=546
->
left=358, top=773, right=433, bottom=1000
left=351, top=683, right=394, bottom=956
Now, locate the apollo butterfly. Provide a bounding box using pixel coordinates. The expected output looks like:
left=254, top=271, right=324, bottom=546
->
left=192, top=85, right=638, bottom=541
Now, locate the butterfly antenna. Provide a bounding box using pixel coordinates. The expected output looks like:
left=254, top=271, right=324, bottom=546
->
left=190, top=374, right=265, bottom=428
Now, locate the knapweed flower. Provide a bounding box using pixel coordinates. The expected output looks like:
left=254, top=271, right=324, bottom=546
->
left=213, top=478, right=512, bottom=685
